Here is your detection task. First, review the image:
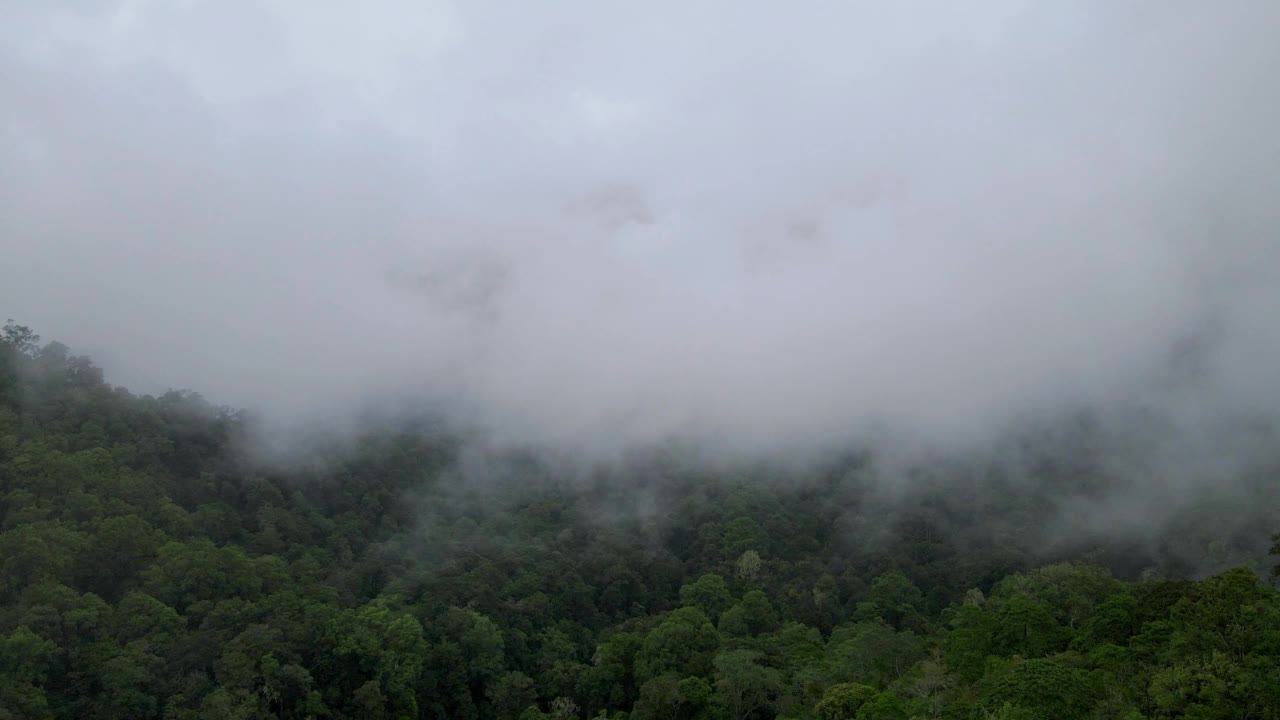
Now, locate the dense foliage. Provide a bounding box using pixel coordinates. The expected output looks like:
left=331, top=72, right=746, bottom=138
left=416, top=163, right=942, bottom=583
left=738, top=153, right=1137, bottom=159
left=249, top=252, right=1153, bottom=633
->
left=2, top=321, right=1279, bottom=719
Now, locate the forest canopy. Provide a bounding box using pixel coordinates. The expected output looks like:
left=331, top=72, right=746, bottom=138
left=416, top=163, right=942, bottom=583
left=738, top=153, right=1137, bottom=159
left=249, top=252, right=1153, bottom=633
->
left=2, top=322, right=1279, bottom=719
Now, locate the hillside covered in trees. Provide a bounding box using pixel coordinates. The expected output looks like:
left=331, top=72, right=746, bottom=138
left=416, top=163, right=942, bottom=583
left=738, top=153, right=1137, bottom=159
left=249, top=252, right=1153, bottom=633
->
left=2, top=321, right=1279, bottom=720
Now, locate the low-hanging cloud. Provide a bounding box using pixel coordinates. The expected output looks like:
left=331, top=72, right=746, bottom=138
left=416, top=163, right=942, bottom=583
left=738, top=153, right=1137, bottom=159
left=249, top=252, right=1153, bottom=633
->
left=2, top=1, right=1279, bottom=455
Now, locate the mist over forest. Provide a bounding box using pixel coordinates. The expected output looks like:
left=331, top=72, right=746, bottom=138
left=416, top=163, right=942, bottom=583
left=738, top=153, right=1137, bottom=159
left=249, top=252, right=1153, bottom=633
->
left=3, top=2, right=1280, bottom=719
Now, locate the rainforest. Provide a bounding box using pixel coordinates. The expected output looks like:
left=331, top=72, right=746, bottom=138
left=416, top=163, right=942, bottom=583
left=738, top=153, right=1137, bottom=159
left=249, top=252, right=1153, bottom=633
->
left=3, top=323, right=1279, bottom=719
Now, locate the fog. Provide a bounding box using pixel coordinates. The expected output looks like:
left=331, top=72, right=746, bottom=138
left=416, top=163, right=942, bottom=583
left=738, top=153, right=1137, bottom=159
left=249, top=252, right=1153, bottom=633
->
left=3, top=1, right=1279, bottom=456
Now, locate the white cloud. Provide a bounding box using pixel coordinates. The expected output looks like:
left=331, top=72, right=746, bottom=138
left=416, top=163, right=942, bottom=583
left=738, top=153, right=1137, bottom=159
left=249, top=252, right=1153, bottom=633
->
left=2, top=1, right=1278, bottom=454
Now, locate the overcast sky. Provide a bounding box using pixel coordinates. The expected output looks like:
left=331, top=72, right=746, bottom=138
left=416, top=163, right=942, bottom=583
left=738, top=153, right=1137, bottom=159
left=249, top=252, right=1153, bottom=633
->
left=2, top=1, right=1278, bottom=453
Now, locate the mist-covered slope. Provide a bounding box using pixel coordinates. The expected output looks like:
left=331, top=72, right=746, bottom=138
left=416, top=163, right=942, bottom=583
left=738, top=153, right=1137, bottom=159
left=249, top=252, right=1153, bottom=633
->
left=6, top=2, right=1280, bottom=717
left=3, top=324, right=1280, bottom=719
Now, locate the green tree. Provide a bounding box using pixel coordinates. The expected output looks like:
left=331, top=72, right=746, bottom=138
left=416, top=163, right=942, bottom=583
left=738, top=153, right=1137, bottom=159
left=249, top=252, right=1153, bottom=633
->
left=867, top=571, right=923, bottom=630
left=635, top=608, right=721, bottom=683
left=679, top=574, right=734, bottom=622
left=985, top=658, right=1098, bottom=720
left=0, top=625, right=57, bottom=718
left=853, top=692, right=907, bottom=720
left=826, top=621, right=922, bottom=686
left=713, top=649, right=781, bottom=720
left=488, top=671, right=538, bottom=719
left=0, top=521, right=88, bottom=599
left=1, top=320, right=40, bottom=356
left=632, top=674, right=710, bottom=720
left=718, top=590, right=779, bottom=638
left=813, top=682, right=876, bottom=720
left=585, top=631, right=643, bottom=709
